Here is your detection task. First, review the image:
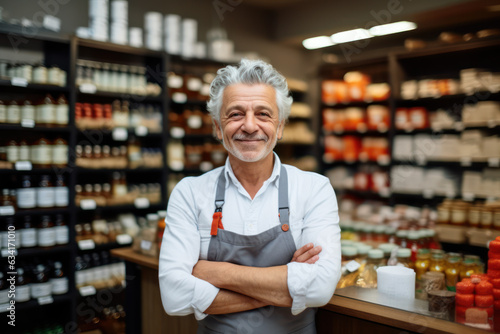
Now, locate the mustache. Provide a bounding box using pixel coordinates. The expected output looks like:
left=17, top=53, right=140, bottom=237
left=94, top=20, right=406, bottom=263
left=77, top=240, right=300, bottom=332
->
left=232, top=133, right=269, bottom=142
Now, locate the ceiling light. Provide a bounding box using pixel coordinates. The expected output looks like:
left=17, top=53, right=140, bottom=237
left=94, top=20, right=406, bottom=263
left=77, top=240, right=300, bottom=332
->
left=302, top=36, right=335, bottom=50
left=369, top=21, right=417, bottom=36
left=331, top=28, right=373, bottom=44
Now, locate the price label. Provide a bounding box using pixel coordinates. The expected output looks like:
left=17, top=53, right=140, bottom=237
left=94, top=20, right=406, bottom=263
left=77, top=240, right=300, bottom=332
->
left=463, top=193, right=475, bottom=202
left=21, top=119, right=35, bottom=128
left=80, top=199, right=96, bottom=210
left=135, top=126, right=148, bottom=137
left=423, top=189, right=434, bottom=199
left=116, top=234, right=133, bottom=245
left=38, top=296, right=54, bottom=305
left=134, top=197, right=150, bottom=209
left=11, top=77, right=28, bottom=87
left=112, top=127, right=128, bottom=141
left=79, top=83, right=97, bottom=94
left=170, top=127, right=185, bottom=139
left=345, top=260, right=361, bottom=273
left=0, top=206, right=15, bottom=216
left=1, top=249, right=17, bottom=257
left=15, top=161, right=32, bottom=171
left=78, top=239, right=95, bottom=250
left=141, top=240, right=152, bottom=251
left=79, top=285, right=97, bottom=296
left=0, top=303, right=9, bottom=313
left=460, top=157, right=472, bottom=167
left=43, top=15, right=61, bottom=32
left=488, top=157, right=500, bottom=168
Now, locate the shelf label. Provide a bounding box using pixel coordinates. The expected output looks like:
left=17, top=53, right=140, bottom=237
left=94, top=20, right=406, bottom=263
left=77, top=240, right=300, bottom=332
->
left=21, top=119, right=35, bottom=128
left=0, top=206, right=15, bottom=216
left=141, top=240, right=152, bottom=251
left=0, top=303, right=9, bottom=313
left=11, top=77, right=28, bottom=87
left=1, top=249, right=17, bottom=257
left=79, top=83, right=97, bottom=94
left=170, top=127, right=185, bottom=139
left=463, top=193, right=475, bottom=202
left=135, top=126, right=148, bottom=137
left=15, top=161, right=32, bottom=171
left=460, top=157, right=472, bottom=167
left=134, top=197, right=150, bottom=209
left=80, top=199, right=96, bottom=210
left=112, top=127, right=128, bottom=141
left=423, top=189, right=434, bottom=199
left=488, top=158, right=500, bottom=168
left=78, top=239, right=95, bottom=250
left=116, top=234, right=133, bottom=245
left=79, top=285, right=97, bottom=296
left=38, top=296, right=54, bottom=305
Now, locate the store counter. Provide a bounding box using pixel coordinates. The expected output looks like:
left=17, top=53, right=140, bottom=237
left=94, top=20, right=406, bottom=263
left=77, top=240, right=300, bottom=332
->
left=111, top=247, right=491, bottom=334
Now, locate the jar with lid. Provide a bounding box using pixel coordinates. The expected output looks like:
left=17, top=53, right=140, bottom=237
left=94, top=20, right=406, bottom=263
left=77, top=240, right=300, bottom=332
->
left=407, top=231, right=420, bottom=262
left=468, top=204, right=482, bottom=228
left=31, top=137, right=52, bottom=168
left=378, top=243, right=397, bottom=265
left=54, top=95, right=69, bottom=126
left=54, top=175, right=69, bottom=207
left=355, top=249, right=384, bottom=288
left=19, top=63, right=33, bottom=82
left=437, top=200, right=452, bottom=225
left=450, top=201, right=468, bottom=226
left=52, top=137, right=68, bottom=167
left=395, top=248, right=413, bottom=269
left=0, top=100, right=6, bottom=123
left=19, top=215, right=37, bottom=248
left=444, top=253, right=461, bottom=291
left=414, top=249, right=431, bottom=280
left=459, top=255, right=477, bottom=280
left=6, top=139, right=19, bottom=163
left=50, top=261, right=68, bottom=295
left=31, top=263, right=52, bottom=298
left=17, top=175, right=36, bottom=209
left=38, top=215, right=56, bottom=247
left=47, top=65, right=61, bottom=85
left=15, top=267, right=31, bottom=302
left=185, top=73, right=203, bottom=100
left=21, top=100, right=35, bottom=124
left=429, top=250, right=446, bottom=273
left=6, top=100, right=20, bottom=124
left=395, top=229, right=408, bottom=248
left=36, top=94, right=56, bottom=126
left=481, top=206, right=493, bottom=229
left=36, top=175, right=55, bottom=208
left=32, top=63, right=48, bottom=84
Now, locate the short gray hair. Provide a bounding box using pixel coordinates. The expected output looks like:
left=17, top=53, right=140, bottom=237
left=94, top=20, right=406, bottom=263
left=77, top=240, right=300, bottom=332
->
left=206, top=59, right=293, bottom=124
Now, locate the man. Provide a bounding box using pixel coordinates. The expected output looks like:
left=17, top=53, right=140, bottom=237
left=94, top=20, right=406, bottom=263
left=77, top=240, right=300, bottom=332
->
left=159, top=59, right=341, bottom=333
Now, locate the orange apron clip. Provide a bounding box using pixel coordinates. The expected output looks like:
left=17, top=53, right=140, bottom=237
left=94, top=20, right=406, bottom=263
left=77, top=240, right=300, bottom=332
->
left=211, top=211, right=224, bottom=236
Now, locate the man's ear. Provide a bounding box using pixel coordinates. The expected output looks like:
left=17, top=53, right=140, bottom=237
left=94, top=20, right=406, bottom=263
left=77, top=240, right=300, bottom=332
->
left=277, top=120, right=285, bottom=140
left=214, top=120, right=223, bottom=141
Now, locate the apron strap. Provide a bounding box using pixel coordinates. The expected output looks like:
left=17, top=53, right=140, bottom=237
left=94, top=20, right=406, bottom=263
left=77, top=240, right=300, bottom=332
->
left=211, top=170, right=227, bottom=235
left=278, top=165, right=289, bottom=227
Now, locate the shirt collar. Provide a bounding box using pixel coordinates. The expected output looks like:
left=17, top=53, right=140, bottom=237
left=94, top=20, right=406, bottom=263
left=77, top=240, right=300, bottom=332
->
left=224, top=152, right=282, bottom=189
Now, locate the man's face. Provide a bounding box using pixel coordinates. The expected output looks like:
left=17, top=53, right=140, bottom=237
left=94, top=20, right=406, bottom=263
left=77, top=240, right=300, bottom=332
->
left=215, top=83, right=284, bottom=163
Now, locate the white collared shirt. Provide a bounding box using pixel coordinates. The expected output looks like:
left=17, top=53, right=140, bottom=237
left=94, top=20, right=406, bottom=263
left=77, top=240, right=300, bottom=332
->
left=159, top=153, right=341, bottom=319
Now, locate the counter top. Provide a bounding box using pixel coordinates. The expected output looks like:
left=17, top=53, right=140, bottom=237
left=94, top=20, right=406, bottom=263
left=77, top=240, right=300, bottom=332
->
left=111, top=247, right=493, bottom=334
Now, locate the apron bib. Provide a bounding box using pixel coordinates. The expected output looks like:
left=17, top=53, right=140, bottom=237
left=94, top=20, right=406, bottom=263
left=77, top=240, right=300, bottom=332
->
left=197, top=166, right=316, bottom=334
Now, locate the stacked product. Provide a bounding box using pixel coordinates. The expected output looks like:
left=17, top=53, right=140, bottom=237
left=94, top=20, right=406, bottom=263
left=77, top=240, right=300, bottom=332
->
left=455, top=276, right=493, bottom=328
left=89, top=0, right=109, bottom=42
left=110, top=0, right=128, bottom=45
left=144, top=12, right=163, bottom=51
left=164, top=14, right=181, bottom=55
left=488, top=238, right=500, bottom=312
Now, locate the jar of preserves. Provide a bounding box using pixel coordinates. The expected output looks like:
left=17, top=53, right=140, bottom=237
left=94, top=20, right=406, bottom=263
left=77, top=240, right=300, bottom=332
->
left=395, top=248, right=413, bottom=269
left=52, top=137, right=68, bottom=167
left=31, top=137, right=52, bottom=168
left=54, top=95, right=69, bottom=126
left=429, top=250, right=446, bottom=273
left=444, top=253, right=461, bottom=291
left=468, top=204, right=482, bottom=228
left=415, top=249, right=431, bottom=280
left=460, top=255, right=478, bottom=280
left=437, top=200, right=452, bottom=225
left=449, top=201, right=468, bottom=226
left=36, top=94, right=56, bottom=126
left=6, top=100, right=20, bottom=124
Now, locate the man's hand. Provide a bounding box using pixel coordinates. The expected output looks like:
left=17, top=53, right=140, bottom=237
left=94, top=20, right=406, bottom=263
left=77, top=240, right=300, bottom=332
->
left=291, top=243, right=322, bottom=264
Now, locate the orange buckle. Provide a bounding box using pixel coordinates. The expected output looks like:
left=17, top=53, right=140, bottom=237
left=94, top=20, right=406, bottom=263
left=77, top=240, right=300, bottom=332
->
left=211, top=212, right=223, bottom=236
left=281, top=224, right=289, bottom=232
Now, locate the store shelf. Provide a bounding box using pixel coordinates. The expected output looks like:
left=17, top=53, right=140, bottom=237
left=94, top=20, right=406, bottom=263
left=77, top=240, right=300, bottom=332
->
left=323, top=159, right=391, bottom=167
left=170, top=99, right=207, bottom=107
left=392, top=158, right=499, bottom=168
left=0, top=294, right=72, bottom=314
left=77, top=89, right=163, bottom=102
left=76, top=37, right=163, bottom=57
left=76, top=239, right=133, bottom=253
left=338, top=188, right=390, bottom=199
left=0, top=124, right=71, bottom=133
left=77, top=202, right=164, bottom=213
left=323, top=129, right=389, bottom=136
left=76, top=167, right=164, bottom=173
left=77, top=128, right=163, bottom=138
left=1, top=244, right=73, bottom=258
left=4, top=207, right=71, bottom=217
left=321, top=100, right=390, bottom=109
left=0, top=79, right=70, bottom=93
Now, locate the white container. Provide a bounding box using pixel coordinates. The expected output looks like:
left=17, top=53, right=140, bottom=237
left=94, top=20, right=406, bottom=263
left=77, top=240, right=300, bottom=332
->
left=129, top=27, right=143, bottom=47
left=89, top=0, right=108, bottom=18
left=164, top=14, right=181, bottom=54
left=144, top=12, right=162, bottom=32
left=145, top=32, right=162, bottom=51
left=111, top=0, right=128, bottom=23
left=181, top=18, right=197, bottom=58
left=210, top=39, right=234, bottom=62
left=111, top=23, right=128, bottom=44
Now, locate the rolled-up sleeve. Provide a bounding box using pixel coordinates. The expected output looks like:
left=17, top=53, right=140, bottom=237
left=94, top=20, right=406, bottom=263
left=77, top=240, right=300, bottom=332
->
left=158, top=179, right=219, bottom=320
left=286, top=177, right=341, bottom=315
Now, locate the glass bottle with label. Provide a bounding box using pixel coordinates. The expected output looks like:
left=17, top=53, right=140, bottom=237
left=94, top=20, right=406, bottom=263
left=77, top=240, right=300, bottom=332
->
left=15, top=267, right=31, bottom=302
left=52, top=137, right=68, bottom=167
left=112, top=172, right=128, bottom=198
left=38, top=215, right=56, bottom=247
left=17, top=175, right=36, bottom=209
left=36, top=94, right=56, bottom=127
left=444, top=253, right=462, bottom=291
left=6, top=100, right=21, bottom=124
left=31, top=263, right=52, bottom=298
left=0, top=100, right=6, bottom=123
left=54, top=214, right=69, bottom=245
left=54, top=95, right=69, bottom=127
left=37, top=175, right=55, bottom=208
left=54, top=175, right=69, bottom=207
left=21, top=100, right=35, bottom=125
left=6, top=139, right=19, bottom=163
left=0, top=188, right=15, bottom=210
left=20, top=215, right=37, bottom=248
left=31, top=137, right=53, bottom=168
left=50, top=261, right=69, bottom=295
left=18, top=139, right=30, bottom=162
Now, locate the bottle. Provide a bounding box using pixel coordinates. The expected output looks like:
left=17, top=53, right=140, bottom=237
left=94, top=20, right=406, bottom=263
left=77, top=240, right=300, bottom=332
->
left=414, top=249, right=431, bottom=280
left=17, top=175, right=36, bottom=209
left=50, top=261, right=69, bottom=295
left=54, top=214, right=69, bottom=245
left=6, top=100, right=21, bottom=124
left=6, top=139, right=19, bottom=163
left=112, top=172, right=127, bottom=197
left=378, top=243, right=397, bottom=265
left=429, top=250, right=446, bottom=273
left=406, top=231, right=420, bottom=262
left=38, top=215, right=56, bottom=247
left=18, top=139, right=30, bottom=162
left=15, top=267, right=31, bottom=302
left=54, top=175, right=69, bottom=207
left=444, top=253, right=462, bottom=291
left=0, top=271, right=8, bottom=305
left=36, top=94, right=56, bottom=127
left=21, top=100, right=35, bottom=124
left=427, top=229, right=441, bottom=250
left=52, top=137, right=68, bottom=167
left=0, top=100, right=6, bottom=123
left=0, top=189, right=15, bottom=210
left=31, top=137, right=53, bottom=168
left=395, top=248, right=413, bottom=269
left=20, top=215, right=37, bottom=248
left=127, top=136, right=142, bottom=168
left=36, top=175, right=55, bottom=208
left=31, top=263, right=52, bottom=298
left=355, top=249, right=384, bottom=288
left=396, top=230, right=408, bottom=248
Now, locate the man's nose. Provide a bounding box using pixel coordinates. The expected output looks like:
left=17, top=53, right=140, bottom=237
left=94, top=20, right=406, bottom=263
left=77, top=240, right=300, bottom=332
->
left=241, top=113, right=258, bottom=133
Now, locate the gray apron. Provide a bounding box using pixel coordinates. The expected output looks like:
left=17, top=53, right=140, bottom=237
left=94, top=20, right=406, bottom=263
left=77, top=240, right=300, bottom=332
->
left=197, top=166, right=317, bottom=334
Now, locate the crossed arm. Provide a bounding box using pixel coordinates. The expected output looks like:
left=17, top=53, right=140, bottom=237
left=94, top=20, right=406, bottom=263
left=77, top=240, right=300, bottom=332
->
left=192, top=243, right=322, bottom=314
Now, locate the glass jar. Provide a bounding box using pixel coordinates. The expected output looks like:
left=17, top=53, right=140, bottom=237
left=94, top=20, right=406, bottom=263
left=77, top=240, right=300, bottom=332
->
left=36, top=175, right=55, bottom=208
left=52, top=137, right=68, bottom=166
left=6, top=139, right=19, bottom=163
left=37, top=215, right=56, bottom=247
left=17, top=175, right=36, bottom=209
left=396, top=229, right=408, bottom=248
left=407, top=231, right=420, bottom=262
left=47, top=65, right=61, bottom=85
left=468, top=204, right=482, bottom=228
left=31, top=137, right=52, bottom=168
left=19, top=215, right=37, bottom=248
left=481, top=207, right=493, bottom=229
left=50, top=261, right=69, bottom=295
left=21, top=100, right=35, bottom=123
left=429, top=250, right=446, bottom=273
left=437, top=200, right=452, bottom=224
left=395, top=248, right=413, bottom=269
left=36, top=94, right=56, bottom=127
left=54, top=95, right=69, bottom=126
left=355, top=249, right=384, bottom=288
left=54, top=214, right=69, bottom=245
left=6, top=100, right=20, bottom=124
left=460, top=255, right=478, bottom=280
left=444, top=253, right=462, bottom=291
left=31, top=264, right=52, bottom=298
left=54, top=175, right=69, bottom=207
left=32, top=64, right=48, bottom=84
left=415, top=249, right=431, bottom=280
left=450, top=201, right=468, bottom=226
